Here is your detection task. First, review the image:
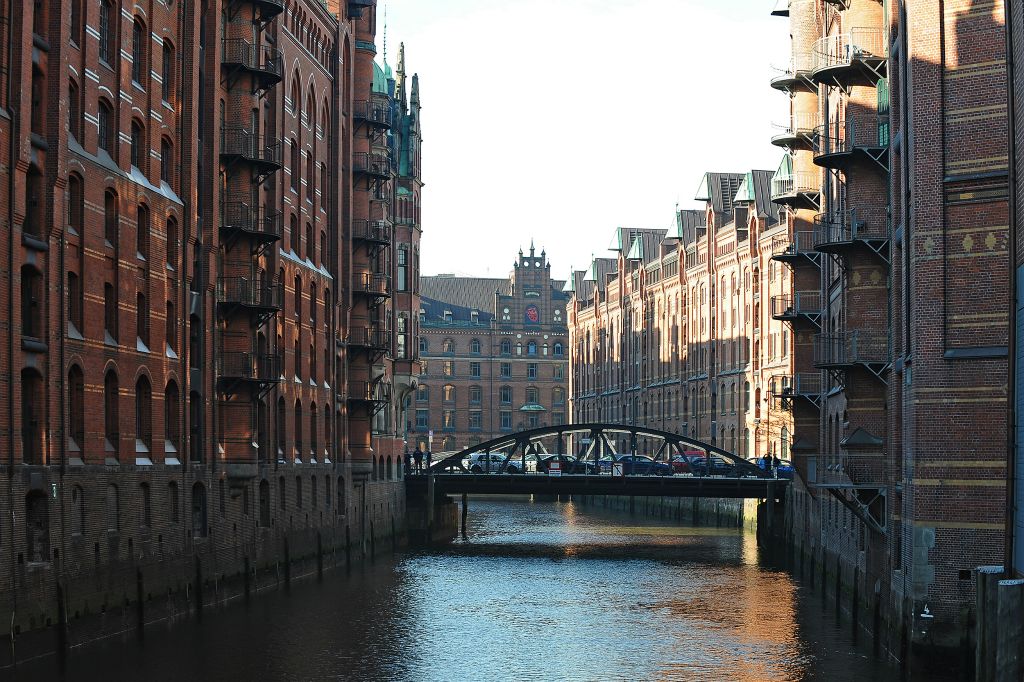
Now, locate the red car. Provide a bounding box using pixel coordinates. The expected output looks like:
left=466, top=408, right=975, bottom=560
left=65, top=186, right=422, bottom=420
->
left=669, top=455, right=692, bottom=474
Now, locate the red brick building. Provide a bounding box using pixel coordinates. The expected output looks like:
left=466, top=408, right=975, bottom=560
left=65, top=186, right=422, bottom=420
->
left=771, top=0, right=1010, bottom=662
left=417, top=246, right=569, bottom=453
left=0, top=0, right=423, bottom=649
left=567, top=172, right=794, bottom=463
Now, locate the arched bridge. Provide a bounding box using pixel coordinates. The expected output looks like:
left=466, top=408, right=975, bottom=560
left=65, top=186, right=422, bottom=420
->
left=406, top=423, right=788, bottom=502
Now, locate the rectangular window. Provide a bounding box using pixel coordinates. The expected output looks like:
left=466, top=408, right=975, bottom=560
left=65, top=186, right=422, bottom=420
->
left=162, top=42, right=173, bottom=102
left=500, top=363, right=512, bottom=378
left=553, top=412, right=565, bottom=426
left=104, top=283, right=118, bottom=342
left=500, top=411, right=512, bottom=430
left=443, top=409, right=455, bottom=430
left=469, top=411, right=482, bottom=430
left=469, top=386, right=481, bottom=404
left=415, top=410, right=428, bottom=429
left=443, top=360, right=454, bottom=376
left=528, top=415, right=540, bottom=428
left=528, top=363, right=537, bottom=379
left=470, top=362, right=481, bottom=378
left=397, top=248, right=408, bottom=292
left=554, top=365, right=564, bottom=380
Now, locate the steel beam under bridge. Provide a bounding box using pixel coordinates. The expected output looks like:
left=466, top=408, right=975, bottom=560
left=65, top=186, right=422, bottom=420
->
left=406, top=474, right=788, bottom=502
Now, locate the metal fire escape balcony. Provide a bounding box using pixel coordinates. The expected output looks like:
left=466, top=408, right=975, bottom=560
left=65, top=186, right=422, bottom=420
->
left=771, top=291, right=822, bottom=328
left=220, top=127, right=283, bottom=182
left=217, top=276, right=283, bottom=325
left=811, top=29, right=887, bottom=89
left=227, top=0, right=284, bottom=25
left=771, top=112, right=818, bottom=151
left=814, top=332, right=890, bottom=382
left=813, top=210, right=890, bottom=262
left=349, top=325, right=390, bottom=355
left=769, top=373, right=823, bottom=410
left=770, top=53, right=816, bottom=93
left=814, top=118, right=888, bottom=172
left=217, top=352, right=282, bottom=396
left=220, top=202, right=283, bottom=252
left=353, top=152, right=392, bottom=180
left=351, top=219, right=393, bottom=246
left=221, top=39, right=283, bottom=93
left=353, top=97, right=394, bottom=129
left=353, top=272, right=392, bottom=301
left=347, top=379, right=392, bottom=415
left=770, top=231, right=820, bottom=267
left=806, top=454, right=887, bottom=535
left=770, top=171, right=820, bottom=209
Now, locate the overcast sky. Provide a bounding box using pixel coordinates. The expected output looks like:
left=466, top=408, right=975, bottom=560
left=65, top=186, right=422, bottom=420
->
left=382, top=0, right=789, bottom=279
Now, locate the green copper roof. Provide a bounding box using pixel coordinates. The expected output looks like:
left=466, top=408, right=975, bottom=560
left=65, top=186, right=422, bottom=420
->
left=608, top=228, right=627, bottom=251
left=519, top=403, right=547, bottom=412
left=372, top=62, right=388, bottom=95
left=561, top=269, right=575, bottom=293
left=733, top=172, right=755, bottom=204
left=626, top=237, right=644, bottom=260
left=694, top=173, right=711, bottom=201
left=777, top=154, right=793, bottom=177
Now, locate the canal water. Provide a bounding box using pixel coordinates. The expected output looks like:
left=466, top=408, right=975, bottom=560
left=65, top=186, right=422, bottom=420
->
left=20, top=497, right=899, bottom=681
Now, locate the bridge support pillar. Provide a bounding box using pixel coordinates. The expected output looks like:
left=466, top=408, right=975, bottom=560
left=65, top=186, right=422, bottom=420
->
left=461, top=493, right=468, bottom=539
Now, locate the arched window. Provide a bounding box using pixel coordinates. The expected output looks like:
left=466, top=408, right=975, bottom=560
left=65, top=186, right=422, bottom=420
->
left=137, top=292, right=149, bottom=347
left=165, top=381, right=180, bottom=455
left=70, top=0, right=83, bottom=45
left=442, top=339, right=454, bottom=354
left=442, top=384, right=455, bottom=402
left=20, top=265, right=42, bottom=338
left=104, top=190, right=118, bottom=245
left=294, top=275, right=302, bottom=318
left=161, top=40, right=174, bottom=102
left=131, top=18, right=147, bottom=85
left=104, top=370, right=119, bottom=457
left=136, top=203, right=150, bottom=260
left=552, top=387, right=565, bottom=405
left=26, top=492, right=50, bottom=562
left=191, top=483, right=207, bottom=537
left=99, top=0, right=115, bottom=63
left=310, top=403, right=318, bottom=461
left=130, top=119, right=145, bottom=169
left=161, top=137, right=173, bottom=185
left=527, top=341, right=537, bottom=356
left=24, top=166, right=42, bottom=236
left=259, top=480, right=271, bottom=527
left=290, top=138, right=299, bottom=191
left=68, top=80, right=82, bottom=141
left=501, top=340, right=512, bottom=355
left=294, top=400, right=303, bottom=461
left=419, top=337, right=428, bottom=353
left=68, top=173, right=83, bottom=234
left=68, top=366, right=85, bottom=452
left=135, top=376, right=152, bottom=454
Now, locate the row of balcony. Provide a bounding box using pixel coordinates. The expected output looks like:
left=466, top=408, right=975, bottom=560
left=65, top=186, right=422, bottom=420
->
left=353, top=152, right=393, bottom=180
left=353, top=98, right=394, bottom=129
left=213, top=272, right=393, bottom=313
left=352, top=219, right=393, bottom=245
left=349, top=325, right=391, bottom=351
left=771, top=28, right=887, bottom=93
left=770, top=212, right=889, bottom=262
left=222, top=39, right=283, bottom=89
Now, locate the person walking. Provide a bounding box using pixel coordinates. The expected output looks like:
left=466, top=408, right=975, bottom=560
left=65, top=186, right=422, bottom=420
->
left=771, top=454, right=780, bottom=479
left=413, top=447, right=424, bottom=474
left=425, top=448, right=432, bottom=472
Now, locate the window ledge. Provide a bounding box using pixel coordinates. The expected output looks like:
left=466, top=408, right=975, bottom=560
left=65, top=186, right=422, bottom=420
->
left=22, top=233, right=48, bottom=251
left=22, top=338, right=48, bottom=353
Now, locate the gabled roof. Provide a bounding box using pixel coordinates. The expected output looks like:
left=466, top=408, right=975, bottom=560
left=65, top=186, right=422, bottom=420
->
left=749, top=169, right=783, bottom=225
left=694, top=172, right=745, bottom=219
left=839, top=427, right=884, bottom=449
left=626, top=229, right=667, bottom=264
left=421, top=276, right=509, bottom=312
left=674, top=209, right=705, bottom=242
left=583, top=257, right=617, bottom=292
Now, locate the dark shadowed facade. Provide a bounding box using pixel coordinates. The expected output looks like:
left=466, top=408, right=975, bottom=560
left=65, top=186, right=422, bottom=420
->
left=416, top=246, right=568, bottom=452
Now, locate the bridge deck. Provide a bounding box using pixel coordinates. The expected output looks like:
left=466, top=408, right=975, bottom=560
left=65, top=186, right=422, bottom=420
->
left=406, top=473, right=787, bottom=501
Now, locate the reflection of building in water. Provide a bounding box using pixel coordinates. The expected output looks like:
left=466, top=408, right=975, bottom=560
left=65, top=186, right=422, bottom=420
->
left=567, top=172, right=793, bottom=462
left=417, top=246, right=569, bottom=452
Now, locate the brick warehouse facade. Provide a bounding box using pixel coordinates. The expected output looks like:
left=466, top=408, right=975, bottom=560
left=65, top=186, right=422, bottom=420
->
left=768, top=0, right=1011, bottom=664
left=0, top=0, right=423, bottom=654
left=567, top=173, right=794, bottom=463
left=416, top=246, right=569, bottom=453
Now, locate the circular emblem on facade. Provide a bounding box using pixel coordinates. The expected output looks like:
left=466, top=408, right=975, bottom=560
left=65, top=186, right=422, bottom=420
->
left=525, top=305, right=540, bottom=324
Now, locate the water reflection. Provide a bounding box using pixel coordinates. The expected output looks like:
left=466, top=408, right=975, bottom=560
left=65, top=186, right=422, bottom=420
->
left=17, top=497, right=898, bottom=681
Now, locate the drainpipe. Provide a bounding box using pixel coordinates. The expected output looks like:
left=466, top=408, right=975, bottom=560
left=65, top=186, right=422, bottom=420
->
left=6, top=0, right=17, bottom=633
left=1004, top=0, right=1017, bottom=578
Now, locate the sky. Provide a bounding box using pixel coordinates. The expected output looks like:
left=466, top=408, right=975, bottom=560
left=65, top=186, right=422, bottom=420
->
left=382, top=0, right=790, bottom=279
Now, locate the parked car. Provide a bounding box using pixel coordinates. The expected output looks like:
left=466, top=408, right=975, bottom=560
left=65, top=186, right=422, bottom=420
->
left=669, top=455, right=692, bottom=474
left=505, top=453, right=539, bottom=474
left=688, top=454, right=735, bottom=477
left=599, top=454, right=673, bottom=476
left=537, top=454, right=597, bottom=474
left=463, top=453, right=511, bottom=473
left=752, top=457, right=795, bottom=480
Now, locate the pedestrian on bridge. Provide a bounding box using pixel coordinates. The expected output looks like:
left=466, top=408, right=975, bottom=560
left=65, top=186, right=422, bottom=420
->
left=772, top=454, right=780, bottom=479
left=413, top=448, right=424, bottom=474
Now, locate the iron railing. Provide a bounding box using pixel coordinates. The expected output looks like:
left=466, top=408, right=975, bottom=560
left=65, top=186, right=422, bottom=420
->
left=770, top=171, right=819, bottom=201
left=815, top=118, right=886, bottom=158
left=354, top=272, right=391, bottom=296
left=349, top=326, right=390, bottom=350
left=813, top=210, right=887, bottom=247
left=351, top=219, right=393, bottom=244
left=812, top=28, right=886, bottom=74
left=353, top=151, right=392, bottom=178
left=217, top=277, right=284, bottom=309
left=805, top=453, right=887, bottom=487
left=221, top=202, right=283, bottom=241
left=771, top=291, right=821, bottom=319
left=347, top=379, right=392, bottom=403
left=814, top=332, right=888, bottom=367
left=771, top=112, right=819, bottom=146
left=353, top=98, right=394, bottom=127
left=221, top=39, right=283, bottom=80
left=221, top=127, right=282, bottom=167
left=218, top=352, right=282, bottom=382
left=770, top=231, right=817, bottom=260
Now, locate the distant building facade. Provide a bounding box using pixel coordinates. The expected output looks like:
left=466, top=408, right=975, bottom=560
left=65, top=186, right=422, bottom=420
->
left=567, top=171, right=794, bottom=460
left=417, top=247, right=569, bottom=452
